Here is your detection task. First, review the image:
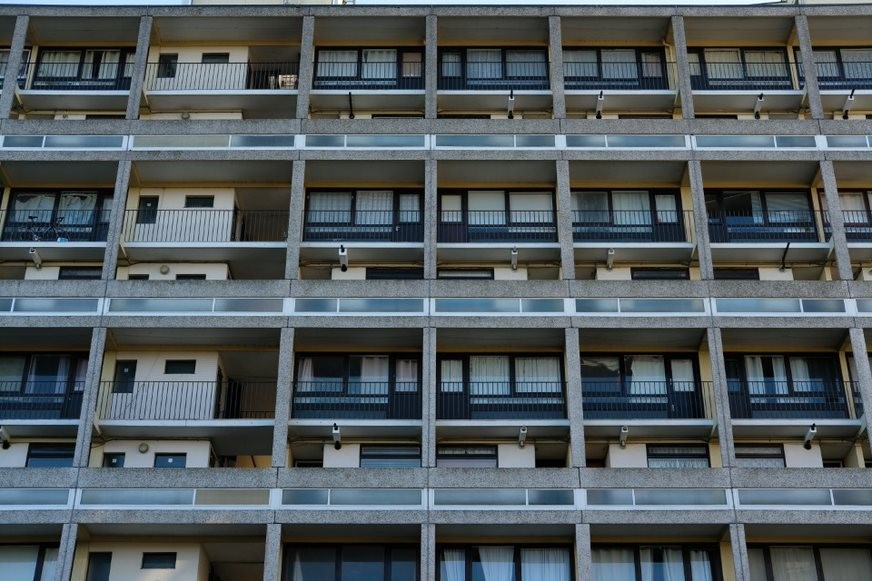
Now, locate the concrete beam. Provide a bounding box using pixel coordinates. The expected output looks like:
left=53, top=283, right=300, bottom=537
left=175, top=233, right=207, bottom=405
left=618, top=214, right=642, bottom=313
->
left=101, top=160, right=132, bottom=281
left=294, top=16, right=316, bottom=120
left=819, top=160, right=854, bottom=281
left=126, top=16, right=153, bottom=120
left=794, top=15, right=824, bottom=121
left=73, top=328, right=107, bottom=468
left=670, top=16, right=695, bottom=120
left=272, top=327, right=295, bottom=468
left=0, top=15, right=29, bottom=120
left=548, top=16, right=566, bottom=120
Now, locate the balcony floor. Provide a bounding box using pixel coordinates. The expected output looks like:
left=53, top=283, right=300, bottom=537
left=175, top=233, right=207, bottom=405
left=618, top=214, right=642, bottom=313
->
left=731, top=418, right=862, bottom=439
left=584, top=419, right=715, bottom=439
left=709, top=242, right=830, bottom=264
left=436, top=419, right=569, bottom=439
left=299, top=241, right=424, bottom=264
left=16, top=89, right=130, bottom=111
left=95, top=419, right=274, bottom=454
left=288, top=419, right=422, bottom=439
left=143, top=90, right=297, bottom=117
left=820, top=89, right=872, bottom=113
left=308, top=91, right=425, bottom=113
left=0, top=241, right=107, bottom=262
left=573, top=242, right=695, bottom=264
left=565, top=90, right=677, bottom=114
left=846, top=242, right=872, bottom=262
left=0, top=419, right=81, bottom=438
left=691, top=90, right=803, bottom=114
left=120, top=243, right=286, bottom=279
left=437, top=91, right=552, bottom=113
left=438, top=242, right=561, bottom=263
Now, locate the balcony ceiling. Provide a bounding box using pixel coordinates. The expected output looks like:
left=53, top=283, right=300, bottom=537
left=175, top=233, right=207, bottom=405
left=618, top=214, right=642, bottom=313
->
left=314, top=17, right=425, bottom=45
left=745, top=523, right=872, bottom=538
left=808, top=16, right=872, bottom=45
left=700, top=161, right=819, bottom=188
left=0, top=161, right=118, bottom=188
left=833, top=161, right=872, bottom=187
left=284, top=524, right=420, bottom=541
left=437, top=524, right=575, bottom=538
left=0, top=327, right=93, bottom=350
left=83, top=524, right=266, bottom=537
left=0, top=17, right=15, bottom=44
left=721, top=328, right=847, bottom=351
left=305, top=160, right=424, bottom=188
left=438, top=17, right=549, bottom=45
left=684, top=16, right=795, bottom=45
left=436, top=328, right=565, bottom=350
left=580, top=328, right=705, bottom=351
left=438, top=160, right=556, bottom=188
left=28, top=16, right=140, bottom=45
left=131, top=161, right=292, bottom=187
left=0, top=524, right=64, bottom=538
left=589, top=523, right=729, bottom=538
left=295, top=327, right=422, bottom=351
left=152, top=16, right=302, bottom=44
left=561, top=17, right=670, bottom=44
left=108, top=327, right=281, bottom=348
left=569, top=160, right=686, bottom=187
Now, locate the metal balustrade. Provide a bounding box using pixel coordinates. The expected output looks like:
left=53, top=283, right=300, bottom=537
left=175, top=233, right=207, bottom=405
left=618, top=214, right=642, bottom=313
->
left=121, top=209, right=288, bottom=243
left=145, top=61, right=299, bottom=91
left=27, top=62, right=132, bottom=91
left=1, top=208, right=112, bottom=242
left=690, top=61, right=798, bottom=91
left=313, top=61, right=424, bottom=90
left=805, top=61, right=872, bottom=90
left=728, top=381, right=859, bottom=420
left=0, top=383, right=83, bottom=420
left=438, top=60, right=550, bottom=91
left=291, top=381, right=422, bottom=420
left=838, top=210, right=872, bottom=241
left=96, top=381, right=276, bottom=421
left=303, top=210, right=424, bottom=242
left=581, top=381, right=709, bottom=420
left=707, top=210, right=824, bottom=243
left=437, top=382, right=567, bottom=420
left=438, top=211, right=558, bottom=243
left=564, top=61, right=675, bottom=91
left=572, top=210, right=691, bottom=243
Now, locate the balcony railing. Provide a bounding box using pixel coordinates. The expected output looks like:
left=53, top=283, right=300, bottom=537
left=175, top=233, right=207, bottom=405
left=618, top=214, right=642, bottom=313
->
left=573, top=210, right=690, bottom=243
left=303, top=210, right=423, bottom=242
left=0, top=384, right=83, bottom=420
left=145, top=61, right=299, bottom=91
left=707, top=210, right=823, bottom=243
left=690, top=61, right=797, bottom=91
left=833, top=210, right=872, bottom=241
left=1, top=209, right=112, bottom=242
left=291, top=382, right=421, bottom=420
left=97, top=381, right=276, bottom=421
left=438, top=211, right=558, bottom=243
left=728, top=381, right=858, bottom=420
left=581, top=381, right=709, bottom=420
left=804, top=61, right=872, bottom=90
left=437, top=382, right=567, bottom=420
left=564, top=61, right=674, bottom=91
left=27, top=62, right=132, bottom=91
left=438, top=61, right=550, bottom=91
left=313, top=61, right=423, bottom=90
left=121, top=209, right=288, bottom=243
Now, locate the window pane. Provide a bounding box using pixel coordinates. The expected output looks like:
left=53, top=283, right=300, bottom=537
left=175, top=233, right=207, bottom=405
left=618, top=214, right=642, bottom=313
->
left=26, top=444, right=75, bottom=467
left=506, top=50, right=547, bottom=77
left=573, top=192, right=609, bottom=223
left=469, top=356, right=510, bottom=395
left=349, top=356, right=389, bottom=394
left=521, top=548, right=571, bottom=581
left=0, top=546, right=39, bottom=580
left=602, top=49, right=637, bottom=80
left=748, top=548, right=767, bottom=581
left=308, top=192, right=352, bottom=223
left=627, top=355, right=666, bottom=395
left=473, top=546, right=515, bottom=581
left=317, top=50, right=357, bottom=77
left=509, top=192, right=552, bottom=223
left=581, top=357, right=621, bottom=392
left=745, top=50, right=787, bottom=78
left=341, top=546, right=385, bottom=581
left=362, top=49, right=396, bottom=79
left=441, top=52, right=461, bottom=77
left=390, top=547, right=418, bottom=581
left=440, top=360, right=464, bottom=393
left=704, top=49, right=742, bottom=79
left=468, top=191, right=506, bottom=225
left=769, top=547, right=817, bottom=581
left=396, top=359, right=419, bottom=392
left=812, top=49, right=839, bottom=78
left=640, top=546, right=686, bottom=581
left=819, top=547, right=872, bottom=581
left=641, top=52, right=663, bottom=78
left=402, top=52, right=422, bottom=78
left=766, top=192, right=809, bottom=223
left=356, top=190, right=393, bottom=225
left=441, top=194, right=462, bottom=223
left=0, top=356, right=26, bottom=391
left=38, top=50, right=81, bottom=78
left=467, top=49, right=502, bottom=79
left=288, top=547, right=337, bottom=581
left=592, top=547, right=635, bottom=581
left=841, top=49, right=872, bottom=80
left=515, top=357, right=561, bottom=393
left=564, top=49, right=598, bottom=77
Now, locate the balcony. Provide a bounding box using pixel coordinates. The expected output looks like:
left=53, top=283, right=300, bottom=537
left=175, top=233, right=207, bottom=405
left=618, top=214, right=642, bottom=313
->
left=291, top=381, right=422, bottom=420
left=0, top=386, right=83, bottom=421
left=573, top=209, right=695, bottom=264
left=0, top=207, right=111, bottom=262
left=303, top=209, right=424, bottom=243
left=563, top=54, right=677, bottom=115
left=706, top=210, right=830, bottom=264
left=438, top=211, right=557, bottom=243
left=582, top=380, right=709, bottom=421
left=437, top=381, right=566, bottom=420
left=143, top=61, right=299, bottom=118
left=728, top=381, right=860, bottom=420
left=801, top=51, right=872, bottom=113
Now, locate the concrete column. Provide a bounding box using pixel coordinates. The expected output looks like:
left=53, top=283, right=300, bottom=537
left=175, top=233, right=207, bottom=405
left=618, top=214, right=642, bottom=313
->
left=670, top=16, right=695, bottom=119
left=566, top=328, right=586, bottom=467
left=421, top=523, right=436, bottom=581
left=687, top=161, right=714, bottom=280
left=294, top=16, right=316, bottom=120
left=422, top=327, right=437, bottom=468
left=424, top=158, right=438, bottom=280
left=0, top=15, right=29, bottom=119
left=285, top=160, right=306, bottom=280
left=272, top=327, right=295, bottom=468
left=555, top=160, right=575, bottom=280
left=847, top=328, right=872, bottom=453
left=794, top=15, right=824, bottom=120
left=101, top=160, right=132, bottom=281
left=263, top=523, right=283, bottom=581
left=729, top=523, right=751, bottom=581
left=73, top=328, right=107, bottom=468
left=425, top=15, right=438, bottom=120
left=706, top=327, right=735, bottom=468
left=548, top=16, right=566, bottom=119
left=819, top=160, right=854, bottom=281
left=125, top=16, right=153, bottom=120
left=575, top=523, right=592, bottom=581
left=57, top=522, right=79, bottom=581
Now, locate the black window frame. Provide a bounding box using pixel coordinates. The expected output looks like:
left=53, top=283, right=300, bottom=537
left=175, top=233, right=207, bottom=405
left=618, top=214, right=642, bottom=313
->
left=359, top=444, right=422, bottom=468
left=704, top=189, right=818, bottom=243
left=562, top=47, right=669, bottom=90
left=153, top=453, right=187, bottom=468
left=748, top=544, right=872, bottom=581
left=313, top=47, right=424, bottom=90
left=436, top=544, right=574, bottom=581
left=141, top=552, right=177, bottom=569
left=58, top=267, right=103, bottom=280
left=436, top=445, right=498, bottom=468
left=580, top=352, right=700, bottom=395
left=688, top=47, right=792, bottom=90
left=437, top=47, right=550, bottom=90
left=25, top=443, right=75, bottom=467
left=646, top=444, right=710, bottom=468
left=303, top=188, right=424, bottom=243
left=282, top=543, right=420, bottom=581
left=437, top=189, right=558, bottom=243
left=794, top=47, right=872, bottom=90
left=294, top=353, right=422, bottom=396
left=1, top=189, right=113, bottom=243
left=723, top=353, right=842, bottom=396
left=164, top=359, right=196, bottom=375
left=591, top=544, right=722, bottom=581
left=0, top=352, right=88, bottom=420
left=102, top=452, right=126, bottom=468
left=436, top=353, right=566, bottom=399
left=631, top=268, right=690, bottom=280
left=156, top=53, right=178, bottom=78
left=571, top=188, right=685, bottom=243
left=32, top=47, right=136, bottom=90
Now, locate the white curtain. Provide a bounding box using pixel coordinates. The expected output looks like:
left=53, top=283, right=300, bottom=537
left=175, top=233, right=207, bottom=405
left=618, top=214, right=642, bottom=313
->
left=506, top=50, right=547, bottom=78
left=0, top=546, right=39, bottom=581
left=478, top=546, right=515, bottom=581
left=38, top=548, right=58, bottom=581
left=399, top=193, right=421, bottom=223
left=655, top=194, right=678, bottom=224
left=467, top=49, right=502, bottom=79
left=767, top=193, right=808, bottom=224
left=468, top=191, right=506, bottom=226
left=59, top=192, right=97, bottom=225
left=12, top=192, right=55, bottom=222
left=670, top=359, right=696, bottom=392
left=689, top=550, right=714, bottom=581
left=564, top=49, right=598, bottom=77
left=745, top=50, right=787, bottom=78
left=37, top=50, right=80, bottom=78
left=789, top=357, right=815, bottom=392
left=441, top=52, right=462, bottom=77
left=362, top=49, right=396, bottom=79
left=83, top=49, right=120, bottom=79
left=840, top=48, right=872, bottom=80
left=350, top=356, right=389, bottom=394
left=317, top=50, right=357, bottom=77
left=395, top=359, right=419, bottom=392
left=769, top=547, right=817, bottom=581
left=591, top=547, right=635, bottom=581
left=808, top=49, right=839, bottom=78
left=629, top=355, right=666, bottom=395
left=748, top=549, right=768, bottom=581
left=470, top=356, right=510, bottom=395
left=819, top=547, right=872, bottom=581
left=441, top=195, right=463, bottom=223
left=704, top=49, right=742, bottom=80
left=640, top=547, right=685, bottom=581
left=515, top=357, right=561, bottom=393
left=440, top=359, right=464, bottom=393
left=687, top=53, right=702, bottom=77
left=612, top=191, right=652, bottom=226
left=441, top=549, right=466, bottom=581
left=602, top=49, right=637, bottom=80
left=308, top=192, right=352, bottom=223
left=745, top=356, right=788, bottom=395
left=521, top=548, right=570, bottom=581
left=841, top=192, right=868, bottom=224
left=355, top=190, right=393, bottom=225
left=641, top=52, right=664, bottom=78
left=510, top=192, right=553, bottom=224
left=26, top=355, right=69, bottom=395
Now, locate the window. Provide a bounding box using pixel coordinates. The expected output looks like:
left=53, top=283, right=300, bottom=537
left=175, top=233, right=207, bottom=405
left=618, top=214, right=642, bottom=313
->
left=705, top=190, right=814, bottom=238
left=592, top=545, right=718, bottom=581
left=564, top=48, right=665, bottom=87
left=58, top=267, right=102, bottom=280
left=156, top=54, right=178, bottom=78
left=102, top=453, right=125, bottom=468
left=437, top=269, right=494, bottom=280
left=26, top=443, right=75, bottom=467
left=201, top=52, right=229, bottom=65
left=295, top=354, right=420, bottom=394
left=690, top=48, right=788, bottom=85
left=581, top=354, right=698, bottom=395
left=735, top=445, right=785, bottom=468
left=184, top=195, right=214, bottom=209
left=631, top=268, right=690, bottom=281
left=359, top=445, right=421, bottom=468
left=439, top=545, right=572, bottom=581
left=366, top=268, right=424, bottom=280
left=34, top=48, right=134, bottom=88
left=86, top=552, right=112, bottom=581
left=714, top=268, right=760, bottom=281
left=305, top=190, right=422, bottom=238
left=3, top=190, right=112, bottom=243
left=571, top=190, right=683, bottom=243
left=749, top=545, right=872, bottom=581
left=437, top=355, right=563, bottom=397
left=436, top=446, right=497, bottom=468
left=0, top=353, right=87, bottom=400
left=141, top=552, right=176, bottom=569
left=283, top=544, right=418, bottom=581
left=175, top=274, right=207, bottom=280
left=317, top=50, right=359, bottom=78
left=127, top=274, right=150, bottom=281
left=153, top=453, right=186, bottom=468
left=647, top=445, right=709, bottom=468
left=136, top=196, right=158, bottom=225
left=402, top=52, right=423, bottom=77
left=0, top=544, right=59, bottom=581
left=164, top=360, right=196, bottom=374
left=724, top=354, right=839, bottom=396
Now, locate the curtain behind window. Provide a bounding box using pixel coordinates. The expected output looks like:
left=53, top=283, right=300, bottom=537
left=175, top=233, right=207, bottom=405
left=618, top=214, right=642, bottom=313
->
left=11, top=192, right=56, bottom=223
left=506, top=50, right=546, bottom=78
left=602, top=49, right=637, bottom=80
left=467, top=49, right=501, bottom=79
left=841, top=48, right=872, bottom=80
left=592, top=547, right=635, bottom=581
left=395, top=359, right=419, bottom=392
left=628, top=355, right=667, bottom=395
left=704, top=49, right=742, bottom=79
left=38, top=50, right=80, bottom=78
left=308, top=192, right=352, bottom=223
left=689, top=550, right=714, bottom=581
left=521, top=548, right=570, bottom=581
left=349, top=356, right=389, bottom=395
left=477, top=546, right=515, bottom=581
left=317, top=50, right=357, bottom=77
left=440, top=549, right=466, bottom=581
left=612, top=191, right=652, bottom=226
left=564, top=49, right=597, bottom=77
left=355, top=191, right=393, bottom=226
left=640, top=547, right=685, bottom=581
left=745, top=50, right=787, bottom=78
left=573, top=192, right=610, bottom=223
left=818, top=547, right=872, bottom=581
left=470, top=356, right=510, bottom=395
left=59, top=192, right=98, bottom=225
left=515, top=357, right=561, bottom=393
left=362, top=49, right=396, bottom=79
left=769, top=547, right=817, bottom=581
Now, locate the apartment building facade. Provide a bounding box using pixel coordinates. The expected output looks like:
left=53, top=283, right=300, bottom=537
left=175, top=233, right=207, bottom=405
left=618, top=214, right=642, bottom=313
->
left=1, top=2, right=872, bottom=580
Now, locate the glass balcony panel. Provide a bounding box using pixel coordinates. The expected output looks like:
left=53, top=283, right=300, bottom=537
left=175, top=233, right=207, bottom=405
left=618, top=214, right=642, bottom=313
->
left=282, top=489, right=329, bottom=505
left=434, top=488, right=527, bottom=506
left=739, top=489, right=831, bottom=506
left=80, top=488, right=194, bottom=505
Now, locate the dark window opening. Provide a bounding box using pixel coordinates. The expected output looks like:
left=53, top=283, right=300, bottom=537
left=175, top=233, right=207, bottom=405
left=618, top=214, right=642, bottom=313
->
left=153, top=453, right=187, bottom=468
left=26, top=443, right=75, bottom=467
left=141, top=552, right=177, bottom=569
left=164, top=360, right=196, bottom=374
left=156, top=54, right=178, bottom=78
